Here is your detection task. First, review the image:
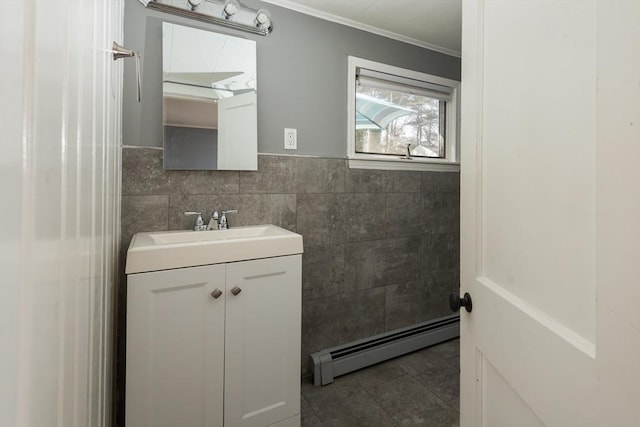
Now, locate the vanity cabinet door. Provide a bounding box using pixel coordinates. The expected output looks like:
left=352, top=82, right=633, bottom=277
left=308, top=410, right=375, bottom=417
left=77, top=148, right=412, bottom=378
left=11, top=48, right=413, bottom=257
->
left=224, top=255, right=302, bottom=427
left=126, top=264, right=226, bottom=427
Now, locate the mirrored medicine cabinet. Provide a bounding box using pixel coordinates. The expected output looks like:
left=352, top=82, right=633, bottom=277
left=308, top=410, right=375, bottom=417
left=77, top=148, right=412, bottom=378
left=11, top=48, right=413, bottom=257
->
left=162, top=22, right=257, bottom=170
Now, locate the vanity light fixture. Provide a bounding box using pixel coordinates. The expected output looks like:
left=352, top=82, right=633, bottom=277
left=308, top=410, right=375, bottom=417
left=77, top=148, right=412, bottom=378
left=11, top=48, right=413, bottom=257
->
left=138, top=0, right=274, bottom=36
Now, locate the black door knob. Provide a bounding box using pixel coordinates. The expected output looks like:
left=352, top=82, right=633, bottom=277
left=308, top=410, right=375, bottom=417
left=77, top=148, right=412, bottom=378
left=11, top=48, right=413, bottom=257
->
left=449, top=292, right=472, bottom=313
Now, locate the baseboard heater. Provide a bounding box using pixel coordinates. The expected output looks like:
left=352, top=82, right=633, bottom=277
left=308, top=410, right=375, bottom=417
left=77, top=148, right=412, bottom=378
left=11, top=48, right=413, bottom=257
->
left=309, top=314, right=460, bottom=386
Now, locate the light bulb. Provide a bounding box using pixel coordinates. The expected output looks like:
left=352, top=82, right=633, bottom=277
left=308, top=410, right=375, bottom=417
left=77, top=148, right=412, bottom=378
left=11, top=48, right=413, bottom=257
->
left=223, top=0, right=239, bottom=18
left=187, top=0, right=202, bottom=10
left=254, top=9, right=272, bottom=32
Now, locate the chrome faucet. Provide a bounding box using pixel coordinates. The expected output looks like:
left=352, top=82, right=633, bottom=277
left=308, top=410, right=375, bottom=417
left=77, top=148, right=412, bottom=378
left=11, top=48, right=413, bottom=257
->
left=188, top=209, right=238, bottom=231
left=207, top=211, right=220, bottom=230
left=184, top=211, right=207, bottom=231
left=218, top=209, right=238, bottom=230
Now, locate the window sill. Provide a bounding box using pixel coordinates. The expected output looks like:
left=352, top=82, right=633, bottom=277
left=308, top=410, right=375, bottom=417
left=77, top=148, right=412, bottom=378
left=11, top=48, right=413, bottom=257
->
left=348, top=158, right=460, bottom=172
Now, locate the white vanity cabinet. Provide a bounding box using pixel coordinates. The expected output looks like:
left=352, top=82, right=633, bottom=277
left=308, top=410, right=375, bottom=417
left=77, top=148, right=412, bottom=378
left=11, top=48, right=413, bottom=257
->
left=126, top=255, right=302, bottom=427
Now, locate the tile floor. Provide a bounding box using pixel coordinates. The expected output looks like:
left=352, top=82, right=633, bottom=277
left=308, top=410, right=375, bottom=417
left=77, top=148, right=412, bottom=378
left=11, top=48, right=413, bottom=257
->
left=301, top=338, right=460, bottom=427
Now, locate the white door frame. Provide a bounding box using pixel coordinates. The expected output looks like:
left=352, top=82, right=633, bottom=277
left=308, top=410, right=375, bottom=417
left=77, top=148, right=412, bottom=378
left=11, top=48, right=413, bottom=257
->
left=0, top=1, right=124, bottom=426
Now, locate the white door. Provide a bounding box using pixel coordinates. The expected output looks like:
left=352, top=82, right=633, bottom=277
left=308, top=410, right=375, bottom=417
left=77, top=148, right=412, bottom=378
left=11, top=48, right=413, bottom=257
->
left=0, top=1, right=123, bottom=426
left=126, top=265, right=226, bottom=427
left=217, top=91, right=258, bottom=170
left=460, top=1, right=640, bottom=426
left=224, top=256, right=302, bottom=427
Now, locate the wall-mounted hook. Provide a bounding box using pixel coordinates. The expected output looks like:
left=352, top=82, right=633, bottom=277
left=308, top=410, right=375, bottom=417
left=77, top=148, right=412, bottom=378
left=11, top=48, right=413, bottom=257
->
left=112, top=42, right=141, bottom=102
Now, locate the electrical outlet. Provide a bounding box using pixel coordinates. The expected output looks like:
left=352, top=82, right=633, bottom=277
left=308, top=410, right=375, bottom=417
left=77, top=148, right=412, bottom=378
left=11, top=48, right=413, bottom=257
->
left=284, top=128, right=297, bottom=150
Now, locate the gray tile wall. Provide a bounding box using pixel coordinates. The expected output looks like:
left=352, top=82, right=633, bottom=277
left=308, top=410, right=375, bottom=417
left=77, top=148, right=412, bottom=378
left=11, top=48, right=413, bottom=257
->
left=120, top=147, right=460, bottom=375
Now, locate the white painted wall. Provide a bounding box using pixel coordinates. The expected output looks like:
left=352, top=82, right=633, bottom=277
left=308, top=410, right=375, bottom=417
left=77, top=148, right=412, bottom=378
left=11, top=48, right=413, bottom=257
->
left=0, top=1, right=123, bottom=426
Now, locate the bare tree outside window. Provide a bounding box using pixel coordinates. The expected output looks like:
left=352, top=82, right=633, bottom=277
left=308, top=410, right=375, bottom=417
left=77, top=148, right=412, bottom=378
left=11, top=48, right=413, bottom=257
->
left=355, top=85, right=446, bottom=158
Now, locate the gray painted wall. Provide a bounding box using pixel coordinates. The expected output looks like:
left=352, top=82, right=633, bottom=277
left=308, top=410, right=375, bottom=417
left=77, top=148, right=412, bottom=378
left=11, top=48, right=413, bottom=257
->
left=122, top=0, right=461, bottom=157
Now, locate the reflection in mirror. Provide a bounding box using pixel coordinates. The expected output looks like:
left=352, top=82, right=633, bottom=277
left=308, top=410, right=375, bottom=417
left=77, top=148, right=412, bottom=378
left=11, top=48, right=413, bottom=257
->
left=162, top=22, right=257, bottom=170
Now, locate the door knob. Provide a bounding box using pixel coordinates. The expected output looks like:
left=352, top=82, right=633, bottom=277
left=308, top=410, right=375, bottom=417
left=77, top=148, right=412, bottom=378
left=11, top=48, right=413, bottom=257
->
left=449, top=292, right=472, bottom=313
left=210, top=289, right=223, bottom=299
left=230, top=286, right=242, bottom=296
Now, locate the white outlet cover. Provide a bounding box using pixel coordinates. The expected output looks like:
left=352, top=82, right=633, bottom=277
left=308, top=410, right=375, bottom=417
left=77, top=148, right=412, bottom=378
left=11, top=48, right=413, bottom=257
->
left=284, top=128, right=297, bottom=150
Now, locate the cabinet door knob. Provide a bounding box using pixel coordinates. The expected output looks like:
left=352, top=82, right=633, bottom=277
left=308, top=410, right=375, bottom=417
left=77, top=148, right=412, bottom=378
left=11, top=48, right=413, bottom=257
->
left=210, top=289, right=223, bottom=299
left=230, top=286, right=242, bottom=296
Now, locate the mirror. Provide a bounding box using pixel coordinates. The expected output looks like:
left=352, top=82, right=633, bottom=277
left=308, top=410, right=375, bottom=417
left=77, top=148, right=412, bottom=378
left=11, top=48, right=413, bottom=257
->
left=162, top=22, right=257, bottom=170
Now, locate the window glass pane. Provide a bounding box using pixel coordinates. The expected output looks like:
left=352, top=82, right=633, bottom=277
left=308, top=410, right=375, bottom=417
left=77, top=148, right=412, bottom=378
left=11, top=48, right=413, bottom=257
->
left=355, top=82, right=445, bottom=158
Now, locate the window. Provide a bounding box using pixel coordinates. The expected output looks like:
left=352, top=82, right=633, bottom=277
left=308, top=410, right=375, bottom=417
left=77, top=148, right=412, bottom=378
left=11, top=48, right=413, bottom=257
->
left=348, top=56, right=460, bottom=171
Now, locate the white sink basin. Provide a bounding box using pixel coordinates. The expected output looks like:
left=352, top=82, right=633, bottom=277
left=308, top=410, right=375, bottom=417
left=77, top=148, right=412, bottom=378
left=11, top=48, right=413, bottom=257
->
left=148, top=225, right=279, bottom=244
left=126, top=224, right=303, bottom=274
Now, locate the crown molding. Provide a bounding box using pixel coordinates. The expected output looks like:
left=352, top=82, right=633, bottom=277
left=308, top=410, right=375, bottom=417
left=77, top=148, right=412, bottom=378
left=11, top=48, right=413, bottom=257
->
left=261, top=0, right=461, bottom=58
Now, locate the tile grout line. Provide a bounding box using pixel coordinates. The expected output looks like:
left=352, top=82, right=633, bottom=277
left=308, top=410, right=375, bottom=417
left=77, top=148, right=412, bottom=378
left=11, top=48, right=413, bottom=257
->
left=354, top=381, right=402, bottom=427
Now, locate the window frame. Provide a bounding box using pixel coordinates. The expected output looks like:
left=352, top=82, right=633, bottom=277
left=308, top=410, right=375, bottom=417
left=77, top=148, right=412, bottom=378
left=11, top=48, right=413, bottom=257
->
left=347, top=56, right=460, bottom=171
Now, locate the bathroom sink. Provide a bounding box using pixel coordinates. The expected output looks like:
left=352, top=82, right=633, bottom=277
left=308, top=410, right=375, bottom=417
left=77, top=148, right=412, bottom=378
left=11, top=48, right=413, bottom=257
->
left=148, top=225, right=278, bottom=244
left=126, top=224, right=303, bottom=274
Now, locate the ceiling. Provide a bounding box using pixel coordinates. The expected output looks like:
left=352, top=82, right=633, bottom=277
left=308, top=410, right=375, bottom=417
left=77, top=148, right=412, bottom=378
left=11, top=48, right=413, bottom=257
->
left=261, top=0, right=462, bottom=57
